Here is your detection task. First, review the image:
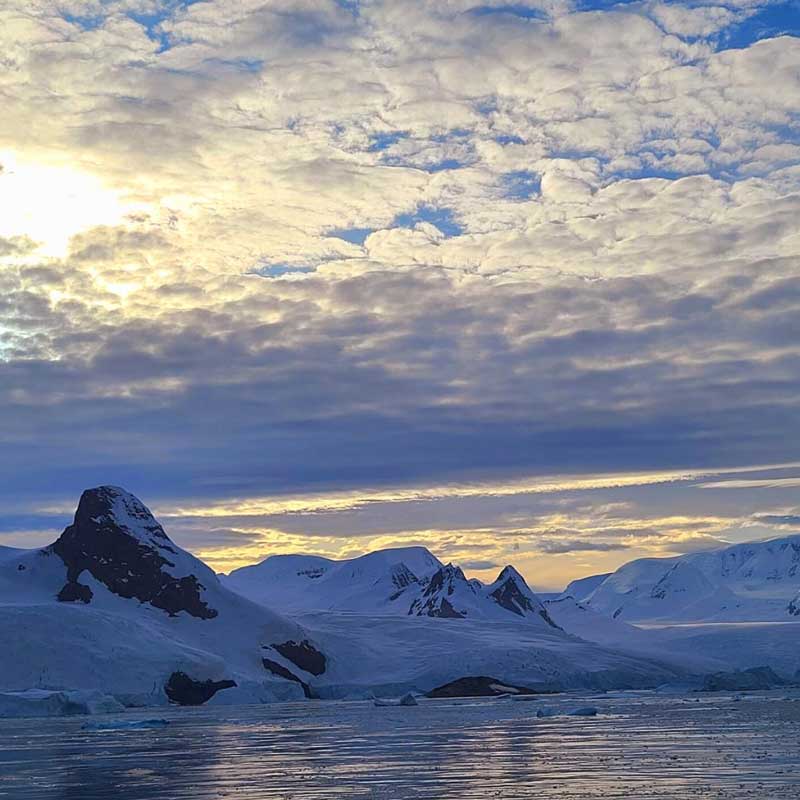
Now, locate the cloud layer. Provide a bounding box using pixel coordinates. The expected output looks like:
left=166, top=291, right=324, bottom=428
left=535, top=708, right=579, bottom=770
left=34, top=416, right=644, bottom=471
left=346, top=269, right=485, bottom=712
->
left=1, top=0, right=799, bottom=585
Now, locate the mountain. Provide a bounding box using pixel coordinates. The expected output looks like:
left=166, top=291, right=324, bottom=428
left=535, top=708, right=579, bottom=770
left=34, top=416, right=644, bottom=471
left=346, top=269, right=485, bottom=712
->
left=0, top=486, right=328, bottom=707
left=545, top=596, right=653, bottom=649
left=3, top=485, right=760, bottom=714
left=225, top=547, right=442, bottom=613
left=407, top=563, right=558, bottom=626
left=486, top=566, right=556, bottom=624
left=560, top=572, right=611, bottom=603
left=583, top=534, right=800, bottom=623
left=229, top=550, right=558, bottom=627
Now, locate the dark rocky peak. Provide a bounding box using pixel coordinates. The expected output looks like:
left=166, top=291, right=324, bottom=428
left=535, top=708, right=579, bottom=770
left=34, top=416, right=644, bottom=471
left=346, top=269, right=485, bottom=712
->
left=51, top=485, right=218, bottom=619
left=487, top=565, right=559, bottom=627
left=424, top=563, right=469, bottom=594
left=389, top=562, right=419, bottom=591
left=493, top=565, right=527, bottom=585
left=408, top=563, right=474, bottom=618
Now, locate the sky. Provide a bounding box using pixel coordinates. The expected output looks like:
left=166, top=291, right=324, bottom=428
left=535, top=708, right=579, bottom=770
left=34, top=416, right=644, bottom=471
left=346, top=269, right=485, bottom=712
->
left=1, top=0, right=799, bottom=590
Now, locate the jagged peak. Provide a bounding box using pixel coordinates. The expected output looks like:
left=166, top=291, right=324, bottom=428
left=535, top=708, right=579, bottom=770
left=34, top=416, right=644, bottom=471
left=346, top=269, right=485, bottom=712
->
left=440, top=562, right=467, bottom=580
left=491, top=565, right=527, bottom=586
left=52, top=485, right=218, bottom=619
left=486, top=563, right=559, bottom=628
left=422, top=563, right=470, bottom=593
left=75, top=485, right=173, bottom=549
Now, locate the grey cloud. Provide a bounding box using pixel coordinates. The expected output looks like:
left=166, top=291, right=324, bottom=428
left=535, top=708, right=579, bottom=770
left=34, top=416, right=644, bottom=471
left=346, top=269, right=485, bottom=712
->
left=461, top=560, right=500, bottom=570
left=752, top=514, right=800, bottom=528
left=169, top=527, right=265, bottom=550
left=658, top=536, right=733, bottom=554
left=535, top=540, right=631, bottom=554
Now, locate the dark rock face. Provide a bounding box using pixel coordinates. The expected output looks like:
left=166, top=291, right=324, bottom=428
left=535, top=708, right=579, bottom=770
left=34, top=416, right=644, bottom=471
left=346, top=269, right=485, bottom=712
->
left=701, top=666, right=787, bottom=692
left=387, top=563, right=420, bottom=601
left=52, top=486, right=217, bottom=619
left=272, top=640, right=327, bottom=676
left=789, top=595, right=800, bottom=616
left=489, top=566, right=559, bottom=628
left=262, top=658, right=315, bottom=698
left=408, top=564, right=469, bottom=618
left=57, top=580, right=93, bottom=603
left=390, top=564, right=418, bottom=591
left=165, top=671, right=236, bottom=705
left=427, top=676, right=538, bottom=698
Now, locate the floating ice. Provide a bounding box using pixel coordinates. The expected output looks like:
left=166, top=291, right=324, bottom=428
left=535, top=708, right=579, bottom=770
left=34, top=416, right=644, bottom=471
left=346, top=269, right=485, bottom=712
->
left=82, top=718, right=170, bottom=731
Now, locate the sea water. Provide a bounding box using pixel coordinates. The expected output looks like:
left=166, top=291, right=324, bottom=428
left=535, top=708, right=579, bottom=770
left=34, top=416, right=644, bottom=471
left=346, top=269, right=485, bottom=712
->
left=1, top=690, right=799, bottom=799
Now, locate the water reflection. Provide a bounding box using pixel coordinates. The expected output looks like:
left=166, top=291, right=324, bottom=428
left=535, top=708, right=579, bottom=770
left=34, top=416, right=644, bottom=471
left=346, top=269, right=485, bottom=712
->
left=0, top=693, right=799, bottom=799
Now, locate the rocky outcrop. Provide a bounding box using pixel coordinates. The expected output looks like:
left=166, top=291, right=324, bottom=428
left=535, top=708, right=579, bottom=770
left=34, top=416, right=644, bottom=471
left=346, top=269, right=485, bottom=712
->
left=261, top=658, right=314, bottom=698
left=427, top=676, right=539, bottom=698
left=408, top=564, right=471, bottom=618
left=164, top=672, right=236, bottom=705
left=487, top=566, right=559, bottom=627
left=387, top=564, right=420, bottom=601
left=271, top=640, right=326, bottom=676
left=52, top=486, right=217, bottom=619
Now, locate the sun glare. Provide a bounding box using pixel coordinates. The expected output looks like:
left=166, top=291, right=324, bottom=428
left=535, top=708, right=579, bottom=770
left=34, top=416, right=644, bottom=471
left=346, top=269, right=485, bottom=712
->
left=0, top=151, right=136, bottom=258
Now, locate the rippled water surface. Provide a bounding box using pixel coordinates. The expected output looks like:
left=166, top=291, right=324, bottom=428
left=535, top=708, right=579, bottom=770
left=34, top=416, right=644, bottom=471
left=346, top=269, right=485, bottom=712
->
left=2, top=691, right=800, bottom=799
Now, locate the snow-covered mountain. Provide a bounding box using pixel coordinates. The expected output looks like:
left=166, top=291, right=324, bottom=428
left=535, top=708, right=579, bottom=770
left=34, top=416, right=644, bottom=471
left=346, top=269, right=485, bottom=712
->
left=0, top=486, right=329, bottom=706
left=579, top=534, right=800, bottom=623
left=560, top=572, right=611, bottom=602
left=228, top=549, right=558, bottom=626
left=15, top=485, right=800, bottom=714
left=545, top=596, right=653, bottom=649
left=225, top=547, right=442, bottom=613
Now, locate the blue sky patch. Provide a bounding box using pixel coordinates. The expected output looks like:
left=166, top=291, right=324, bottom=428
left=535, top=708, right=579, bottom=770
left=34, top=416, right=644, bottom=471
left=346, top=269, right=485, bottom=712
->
left=254, top=263, right=318, bottom=278
left=327, top=227, right=374, bottom=246
left=425, top=158, right=464, bottom=173
left=495, top=134, right=526, bottom=146
left=368, top=132, right=408, bottom=152
left=393, top=206, right=465, bottom=237
left=501, top=170, right=541, bottom=200
left=62, top=12, right=104, bottom=31
left=469, top=5, right=546, bottom=20
left=717, top=1, right=800, bottom=51
left=202, top=58, right=265, bottom=73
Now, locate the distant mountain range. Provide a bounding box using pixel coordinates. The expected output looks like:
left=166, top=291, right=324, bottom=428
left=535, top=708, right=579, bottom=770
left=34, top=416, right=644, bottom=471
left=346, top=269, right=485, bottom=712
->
left=562, top=535, right=800, bottom=623
left=1, top=485, right=800, bottom=716
left=225, top=549, right=558, bottom=626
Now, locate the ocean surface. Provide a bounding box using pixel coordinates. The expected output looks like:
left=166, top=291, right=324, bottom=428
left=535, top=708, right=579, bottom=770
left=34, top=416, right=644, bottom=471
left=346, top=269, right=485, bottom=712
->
left=2, top=690, right=800, bottom=799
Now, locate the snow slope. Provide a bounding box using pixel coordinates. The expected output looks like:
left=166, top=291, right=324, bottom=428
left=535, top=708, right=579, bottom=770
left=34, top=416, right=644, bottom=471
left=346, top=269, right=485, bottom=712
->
left=584, top=535, right=800, bottom=623
left=228, top=550, right=559, bottom=627
left=545, top=596, right=653, bottom=649
left=225, top=547, right=442, bottom=613
left=560, top=572, right=611, bottom=603
left=300, top=611, right=686, bottom=698
left=0, top=487, right=327, bottom=708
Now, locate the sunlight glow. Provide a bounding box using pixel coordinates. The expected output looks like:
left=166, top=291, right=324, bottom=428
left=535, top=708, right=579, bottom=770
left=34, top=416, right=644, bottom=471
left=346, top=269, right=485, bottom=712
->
left=0, top=151, right=137, bottom=258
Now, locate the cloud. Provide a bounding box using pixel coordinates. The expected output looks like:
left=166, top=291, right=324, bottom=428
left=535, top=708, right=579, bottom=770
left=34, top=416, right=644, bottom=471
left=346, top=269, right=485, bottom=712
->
left=751, top=513, right=800, bottom=528
left=534, top=539, right=630, bottom=554
left=1, top=0, right=799, bottom=586
left=657, top=535, right=734, bottom=553
left=460, top=559, right=500, bottom=570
